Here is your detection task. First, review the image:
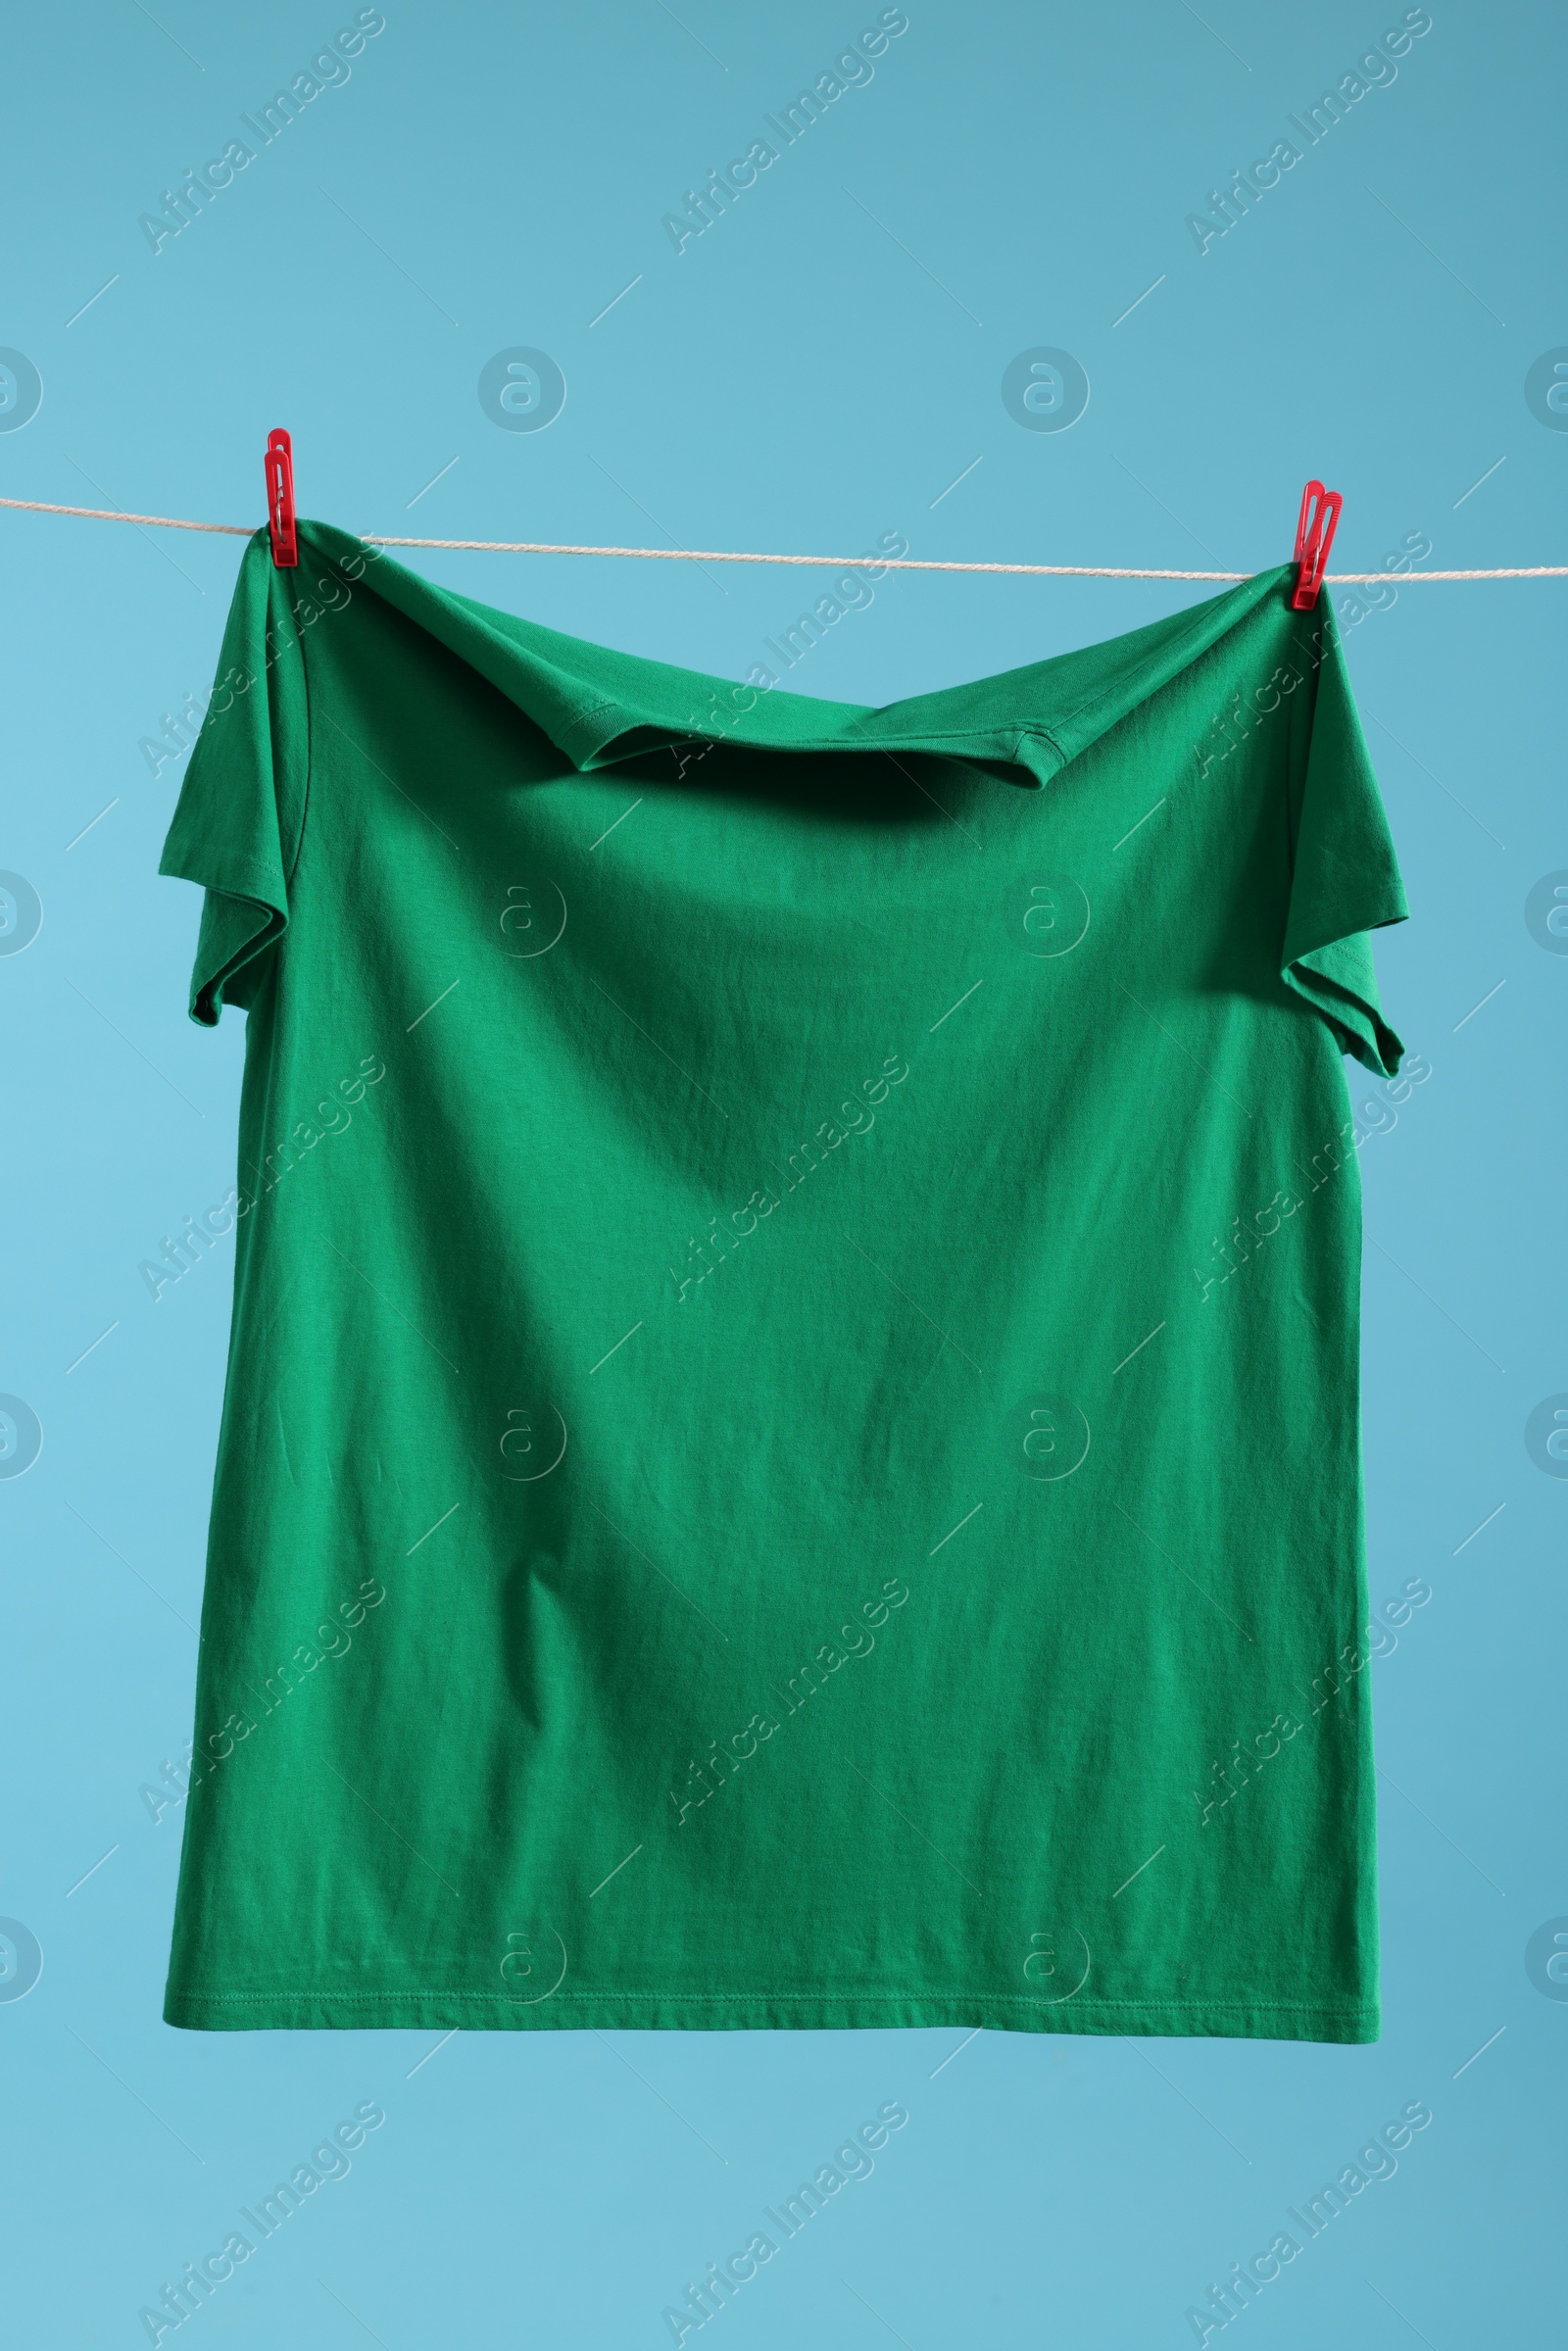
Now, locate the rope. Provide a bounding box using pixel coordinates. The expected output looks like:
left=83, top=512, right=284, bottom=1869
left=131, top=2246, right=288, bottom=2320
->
left=1, top=495, right=1563, bottom=583
left=0, top=497, right=253, bottom=538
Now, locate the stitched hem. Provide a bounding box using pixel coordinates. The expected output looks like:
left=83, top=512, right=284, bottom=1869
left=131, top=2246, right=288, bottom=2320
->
left=557, top=698, right=630, bottom=760
left=163, top=1985, right=1380, bottom=2041
left=158, top=843, right=284, bottom=904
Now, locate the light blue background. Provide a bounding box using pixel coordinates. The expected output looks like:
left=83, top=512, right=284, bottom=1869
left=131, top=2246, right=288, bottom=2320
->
left=2, top=2, right=1563, bottom=2343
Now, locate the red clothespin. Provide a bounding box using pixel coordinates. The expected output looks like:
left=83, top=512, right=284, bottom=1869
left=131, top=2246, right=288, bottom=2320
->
left=1291, top=479, right=1341, bottom=610
left=265, top=427, right=298, bottom=567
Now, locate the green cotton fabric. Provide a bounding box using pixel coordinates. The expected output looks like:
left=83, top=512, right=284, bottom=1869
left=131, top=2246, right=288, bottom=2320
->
left=160, top=519, right=1406, bottom=2039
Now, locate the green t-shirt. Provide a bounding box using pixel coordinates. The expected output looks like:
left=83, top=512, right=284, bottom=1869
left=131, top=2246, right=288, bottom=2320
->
left=160, top=520, right=1406, bottom=2039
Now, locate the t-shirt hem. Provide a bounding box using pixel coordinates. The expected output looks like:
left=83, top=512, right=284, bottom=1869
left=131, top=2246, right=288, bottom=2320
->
left=163, top=1986, right=1380, bottom=2041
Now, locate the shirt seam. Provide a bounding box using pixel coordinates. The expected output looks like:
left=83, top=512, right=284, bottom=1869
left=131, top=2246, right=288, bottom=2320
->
left=284, top=568, right=313, bottom=894
left=168, top=1988, right=1378, bottom=2014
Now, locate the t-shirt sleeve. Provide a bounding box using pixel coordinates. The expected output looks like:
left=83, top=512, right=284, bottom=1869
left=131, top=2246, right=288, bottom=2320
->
left=1280, top=601, right=1407, bottom=1078
left=158, top=532, right=310, bottom=1025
